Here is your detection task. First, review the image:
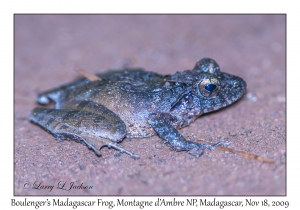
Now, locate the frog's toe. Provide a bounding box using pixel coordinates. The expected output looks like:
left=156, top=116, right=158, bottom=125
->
left=208, top=141, right=230, bottom=150
left=101, top=143, right=139, bottom=159
left=212, top=141, right=230, bottom=147
left=90, top=147, right=102, bottom=157
left=188, top=148, right=204, bottom=158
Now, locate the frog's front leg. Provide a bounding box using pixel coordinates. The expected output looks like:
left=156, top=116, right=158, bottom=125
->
left=149, top=113, right=224, bottom=157
left=30, top=101, right=139, bottom=159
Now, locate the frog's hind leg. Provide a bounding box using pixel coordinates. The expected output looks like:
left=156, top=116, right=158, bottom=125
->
left=29, top=106, right=139, bottom=159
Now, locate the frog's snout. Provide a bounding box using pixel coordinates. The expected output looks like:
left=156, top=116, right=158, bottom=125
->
left=234, top=77, right=247, bottom=96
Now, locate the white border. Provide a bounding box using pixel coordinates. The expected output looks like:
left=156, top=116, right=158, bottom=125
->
left=3, top=0, right=296, bottom=208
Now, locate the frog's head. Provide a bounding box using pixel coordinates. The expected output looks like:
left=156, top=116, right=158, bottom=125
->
left=170, top=58, right=246, bottom=118
left=191, top=58, right=247, bottom=114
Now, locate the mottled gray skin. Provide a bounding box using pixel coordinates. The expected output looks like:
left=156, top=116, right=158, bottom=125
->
left=30, top=58, right=246, bottom=158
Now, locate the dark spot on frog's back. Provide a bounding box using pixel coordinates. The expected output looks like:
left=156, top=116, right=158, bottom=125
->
left=30, top=58, right=246, bottom=159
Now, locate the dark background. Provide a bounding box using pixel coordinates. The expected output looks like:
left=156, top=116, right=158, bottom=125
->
left=14, top=15, right=285, bottom=195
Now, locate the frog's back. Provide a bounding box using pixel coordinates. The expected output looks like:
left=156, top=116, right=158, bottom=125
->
left=98, top=69, right=169, bottom=92
left=37, top=69, right=167, bottom=104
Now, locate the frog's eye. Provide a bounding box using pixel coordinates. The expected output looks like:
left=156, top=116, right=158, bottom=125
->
left=205, top=84, right=216, bottom=92
left=197, top=78, right=219, bottom=98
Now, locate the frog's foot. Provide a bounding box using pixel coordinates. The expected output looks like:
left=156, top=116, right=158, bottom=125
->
left=149, top=113, right=230, bottom=158
left=55, top=132, right=139, bottom=159
left=169, top=141, right=212, bottom=157
left=101, top=144, right=139, bottom=159
left=188, top=148, right=204, bottom=158
left=186, top=141, right=230, bottom=157
left=80, top=137, right=103, bottom=156
left=78, top=138, right=139, bottom=159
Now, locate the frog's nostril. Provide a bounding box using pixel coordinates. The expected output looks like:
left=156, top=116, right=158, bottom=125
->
left=233, top=81, right=239, bottom=88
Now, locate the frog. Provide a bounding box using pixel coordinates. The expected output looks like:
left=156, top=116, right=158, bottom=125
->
left=29, top=58, right=246, bottom=159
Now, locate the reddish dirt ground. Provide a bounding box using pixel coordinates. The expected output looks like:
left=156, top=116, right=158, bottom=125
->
left=14, top=15, right=285, bottom=195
